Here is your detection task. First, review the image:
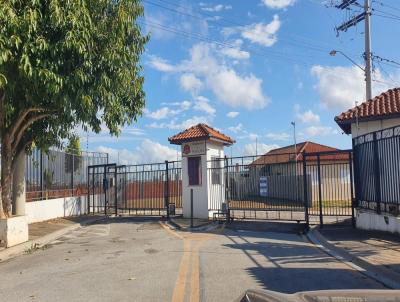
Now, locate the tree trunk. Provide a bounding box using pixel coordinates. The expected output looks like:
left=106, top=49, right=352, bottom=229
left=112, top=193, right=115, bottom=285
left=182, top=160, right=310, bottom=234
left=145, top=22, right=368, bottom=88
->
left=1, top=136, right=13, bottom=217
left=12, top=151, right=26, bottom=216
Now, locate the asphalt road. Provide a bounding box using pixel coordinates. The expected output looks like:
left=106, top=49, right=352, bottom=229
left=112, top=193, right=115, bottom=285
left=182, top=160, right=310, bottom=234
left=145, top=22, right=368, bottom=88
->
left=0, top=217, right=385, bottom=302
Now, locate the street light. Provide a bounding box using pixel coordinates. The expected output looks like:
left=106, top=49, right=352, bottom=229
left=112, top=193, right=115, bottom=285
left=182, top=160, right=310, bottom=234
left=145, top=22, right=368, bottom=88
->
left=330, top=49, right=372, bottom=100
left=329, top=50, right=365, bottom=71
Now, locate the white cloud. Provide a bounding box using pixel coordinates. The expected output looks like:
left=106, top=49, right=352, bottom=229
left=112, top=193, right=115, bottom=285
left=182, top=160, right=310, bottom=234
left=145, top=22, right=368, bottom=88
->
left=302, top=126, right=338, bottom=137
left=220, top=47, right=250, bottom=60
left=311, top=65, right=396, bottom=111
left=144, top=107, right=180, bottom=120
left=97, top=139, right=178, bottom=165
left=208, top=68, right=268, bottom=109
left=228, top=123, right=244, bottom=133
left=200, top=4, right=232, bottom=12
left=240, top=15, right=281, bottom=47
left=145, top=100, right=195, bottom=120
left=261, top=0, right=296, bottom=9
left=296, top=109, right=320, bottom=124
left=148, top=115, right=211, bottom=130
left=242, top=142, right=279, bottom=156
left=180, top=73, right=203, bottom=93
left=148, top=42, right=269, bottom=110
left=227, top=111, right=239, bottom=118
left=193, top=96, right=216, bottom=115
left=148, top=55, right=177, bottom=72
left=219, top=40, right=250, bottom=60
left=265, top=132, right=290, bottom=141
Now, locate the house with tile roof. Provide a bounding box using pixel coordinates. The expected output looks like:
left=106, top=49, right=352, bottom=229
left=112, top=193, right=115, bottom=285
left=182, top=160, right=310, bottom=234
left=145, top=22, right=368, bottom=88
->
left=237, top=142, right=351, bottom=205
left=335, top=87, right=400, bottom=137
left=335, top=88, right=400, bottom=234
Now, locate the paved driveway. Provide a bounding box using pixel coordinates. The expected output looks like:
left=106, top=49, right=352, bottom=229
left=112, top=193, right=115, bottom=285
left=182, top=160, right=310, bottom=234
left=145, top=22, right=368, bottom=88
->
left=0, top=217, right=385, bottom=302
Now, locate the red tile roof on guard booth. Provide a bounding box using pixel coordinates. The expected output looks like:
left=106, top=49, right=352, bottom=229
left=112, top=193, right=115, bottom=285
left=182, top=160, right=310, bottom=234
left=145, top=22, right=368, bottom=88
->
left=168, top=123, right=235, bottom=145
left=335, top=88, right=400, bottom=134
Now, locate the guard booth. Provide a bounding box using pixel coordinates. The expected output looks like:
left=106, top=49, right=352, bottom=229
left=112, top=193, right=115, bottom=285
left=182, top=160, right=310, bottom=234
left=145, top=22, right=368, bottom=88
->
left=169, top=124, right=235, bottom=219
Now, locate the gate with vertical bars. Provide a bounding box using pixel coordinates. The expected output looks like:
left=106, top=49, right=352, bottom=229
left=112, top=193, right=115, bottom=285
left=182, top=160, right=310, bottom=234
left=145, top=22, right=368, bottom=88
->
left=87, top=161, right=182, bottom=217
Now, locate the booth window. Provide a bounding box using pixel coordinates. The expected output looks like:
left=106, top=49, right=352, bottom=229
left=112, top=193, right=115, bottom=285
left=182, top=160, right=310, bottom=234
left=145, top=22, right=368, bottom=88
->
left=211, top=157, right=221, bottom=185
left=188, top=156, right=201, bottom=186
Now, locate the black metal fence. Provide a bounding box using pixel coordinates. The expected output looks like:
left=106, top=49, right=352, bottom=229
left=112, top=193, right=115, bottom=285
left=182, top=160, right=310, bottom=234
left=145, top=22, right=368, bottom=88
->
left=88, top=161, right=182, bottom=216
left=304, top=150, right=354, bottom=226
left=353, top=125, right=400, bottom=216
left=208, top=150, right=354, bottom=224
left=26, top=149, right=108, bottom=201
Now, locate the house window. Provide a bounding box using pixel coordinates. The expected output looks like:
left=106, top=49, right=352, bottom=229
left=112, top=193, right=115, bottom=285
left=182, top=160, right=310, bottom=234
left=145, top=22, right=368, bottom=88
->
left=188, top=156, right=201, bottom=186
left=211, top=157, right=221, bottom=185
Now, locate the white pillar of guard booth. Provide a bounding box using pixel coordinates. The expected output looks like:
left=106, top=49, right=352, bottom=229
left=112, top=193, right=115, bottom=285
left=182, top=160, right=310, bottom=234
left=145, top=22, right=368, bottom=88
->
left=169, top=124, right=235, bottom=219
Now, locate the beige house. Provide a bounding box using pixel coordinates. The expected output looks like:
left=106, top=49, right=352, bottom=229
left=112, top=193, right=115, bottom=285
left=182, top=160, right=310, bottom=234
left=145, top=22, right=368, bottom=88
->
left=335, top=87, right=400, bottom=234
left=335, top=87, right=400, bottom=138
left=246, top=142, right=351, bottom=205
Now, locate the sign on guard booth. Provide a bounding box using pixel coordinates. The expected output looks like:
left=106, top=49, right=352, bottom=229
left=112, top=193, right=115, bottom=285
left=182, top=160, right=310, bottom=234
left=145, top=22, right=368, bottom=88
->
left=168, top=124, right=235, bottom=219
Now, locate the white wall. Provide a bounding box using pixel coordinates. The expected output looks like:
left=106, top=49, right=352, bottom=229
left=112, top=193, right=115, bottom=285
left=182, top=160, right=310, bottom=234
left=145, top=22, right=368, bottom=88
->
left=356, top=209, right=400, bottom=235
left=351, top=118, right=400, bottom=138
left=182, top=140, right=225, bottom=219
left=206, top=141, right=225, bottom=215
left=25, top=194, right=103, bottom=224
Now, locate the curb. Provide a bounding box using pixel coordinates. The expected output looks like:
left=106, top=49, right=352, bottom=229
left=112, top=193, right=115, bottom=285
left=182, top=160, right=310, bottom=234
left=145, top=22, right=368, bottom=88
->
left=0, top=215, right=106, bottom=263
left=306, top=226, right=400, bottom=289
left=166, top=219, right=220, bottom=232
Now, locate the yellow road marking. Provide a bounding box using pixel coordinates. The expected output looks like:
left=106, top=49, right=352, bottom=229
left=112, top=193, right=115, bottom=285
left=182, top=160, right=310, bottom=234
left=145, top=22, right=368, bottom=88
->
left=190, top=241, right=203, bottom=302
left=159, top=222, right=184, bottom=239
left=159, top=221, right=218, bottom=302
left=172, top=240, right=191, bottom=302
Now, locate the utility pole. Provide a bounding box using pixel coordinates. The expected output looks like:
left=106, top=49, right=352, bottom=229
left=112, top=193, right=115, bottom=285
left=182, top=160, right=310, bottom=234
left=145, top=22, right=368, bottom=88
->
left=364, top=0, right=372, bottom=101
left=335, top=0, right=372, bottom=100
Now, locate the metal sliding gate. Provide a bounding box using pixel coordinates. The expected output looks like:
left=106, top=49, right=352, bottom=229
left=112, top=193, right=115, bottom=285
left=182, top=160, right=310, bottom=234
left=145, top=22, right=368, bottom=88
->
left=88, top=161, right=182, bottom=216
left=209, top=150, right=355, bottom=226
left=303, top=150, right=355, bottom=226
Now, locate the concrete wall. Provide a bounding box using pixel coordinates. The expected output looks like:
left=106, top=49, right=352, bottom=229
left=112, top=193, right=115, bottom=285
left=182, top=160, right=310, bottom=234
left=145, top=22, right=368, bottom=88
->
left=351, top=118, right=400, bottom=138
left=356, top=209, right=400, bottom=235
left=25, top=194, right=103, bottom=224
left=182, top=140, right=225, bottom=219
left=206, top=141, right=225, bottom=215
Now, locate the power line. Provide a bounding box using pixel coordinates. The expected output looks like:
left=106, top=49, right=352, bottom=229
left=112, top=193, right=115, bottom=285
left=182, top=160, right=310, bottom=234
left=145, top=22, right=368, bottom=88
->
left=375, top=60, right=400, bottom=86
left=372, top=0, right=400, bottom=13
left=140, top=19, right=315, bottom=67
left=373, top=54, right=400, bottom=67
left=143, top=0, right=350, bottom=56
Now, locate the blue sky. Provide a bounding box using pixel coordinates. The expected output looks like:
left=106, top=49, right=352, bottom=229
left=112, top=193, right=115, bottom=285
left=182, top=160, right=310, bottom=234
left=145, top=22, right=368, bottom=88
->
left=83, top=0, right=400, bottom=164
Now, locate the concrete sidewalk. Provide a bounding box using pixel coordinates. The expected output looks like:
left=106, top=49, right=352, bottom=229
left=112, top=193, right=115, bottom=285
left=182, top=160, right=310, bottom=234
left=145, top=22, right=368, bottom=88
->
left=0, top=215, right=104, bottom=263
left=308, top=225, right=400, bottom=289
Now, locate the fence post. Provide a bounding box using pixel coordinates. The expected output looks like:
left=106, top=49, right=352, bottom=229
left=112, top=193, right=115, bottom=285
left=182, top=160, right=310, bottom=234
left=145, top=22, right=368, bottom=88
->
left=224, top=156, right=230, bottom=222
left=348, top=150, right=356, bottom=228
left=71, top=153, right=74, bottom=196
left=87, top=166, right=90, bottom=215
left=317, top=154, right=323, bottom=227
left=40, top=150, right=44, bottom=200
left=165, top=160, right=170, bottom=219
left=302, top=152, right=310, bottom=229
left=114, top=166, right=118, bottom=216
left=190, top=188, right=194, bottom=228
left=372, top=132, right=381, bottom=214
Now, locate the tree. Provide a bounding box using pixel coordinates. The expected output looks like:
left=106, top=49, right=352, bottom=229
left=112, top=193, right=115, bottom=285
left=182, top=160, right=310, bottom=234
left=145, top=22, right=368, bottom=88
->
left=0, top=0, right=148, bottom=218
left=65, top=136, right=82, bottom=174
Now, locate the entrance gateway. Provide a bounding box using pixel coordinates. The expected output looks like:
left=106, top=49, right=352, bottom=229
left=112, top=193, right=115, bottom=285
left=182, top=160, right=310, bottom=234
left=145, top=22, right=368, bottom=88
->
left=87, top=123, right=355, bottom=226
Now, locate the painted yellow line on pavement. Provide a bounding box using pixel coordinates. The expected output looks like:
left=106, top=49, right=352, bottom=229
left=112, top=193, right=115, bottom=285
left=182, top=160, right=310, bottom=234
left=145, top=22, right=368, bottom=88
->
left=190, top=241, right=202, bottom=302
left=172, top=239, right=191, bottom=302
left=159, top=222, right=184, bottom=240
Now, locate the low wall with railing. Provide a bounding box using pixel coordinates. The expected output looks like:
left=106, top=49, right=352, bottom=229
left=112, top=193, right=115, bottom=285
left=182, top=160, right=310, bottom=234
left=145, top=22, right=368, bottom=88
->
left=26, top=194, right=103, bottom=224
